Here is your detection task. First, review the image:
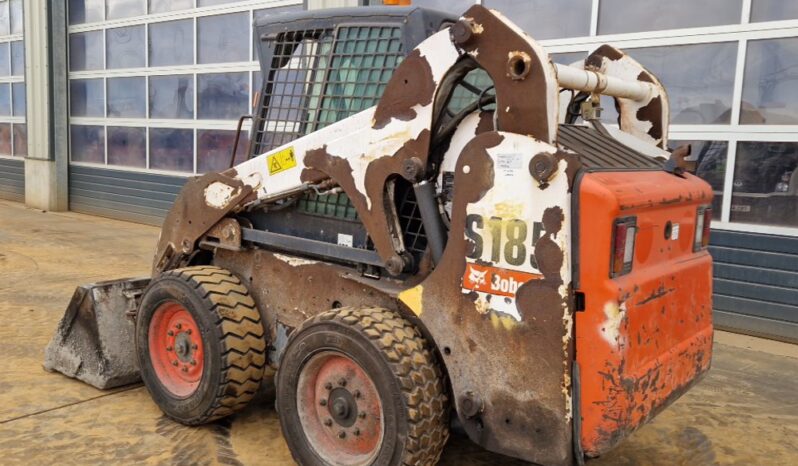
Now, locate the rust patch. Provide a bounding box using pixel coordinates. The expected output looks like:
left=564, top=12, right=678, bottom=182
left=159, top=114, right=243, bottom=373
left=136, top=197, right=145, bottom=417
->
left=152, top=171, right=254, bottom=275
left=372, top=49, right=435, bottom=130
left=636, top=95, right=664, bottom=142
left=456, top=6, right=555, bottom=142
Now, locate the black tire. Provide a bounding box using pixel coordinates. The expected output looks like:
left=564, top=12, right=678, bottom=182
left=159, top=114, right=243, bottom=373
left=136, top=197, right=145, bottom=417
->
left=136, top=266, right=266, bottom=425
left=276, top=307, right=449, bottom=466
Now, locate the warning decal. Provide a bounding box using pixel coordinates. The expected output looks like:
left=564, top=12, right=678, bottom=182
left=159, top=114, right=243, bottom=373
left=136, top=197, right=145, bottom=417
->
left=267, top=147, right=297, bottom=175
left=462, top=262, right=542, bottom=298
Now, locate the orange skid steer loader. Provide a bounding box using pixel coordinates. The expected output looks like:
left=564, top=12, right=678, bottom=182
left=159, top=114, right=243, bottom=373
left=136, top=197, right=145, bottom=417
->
left=44, top=5, right=713, bottom=465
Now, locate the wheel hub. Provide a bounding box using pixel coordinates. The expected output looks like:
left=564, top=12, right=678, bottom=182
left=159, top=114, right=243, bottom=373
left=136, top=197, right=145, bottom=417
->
left=297, top=352, right=384, bottom=466
left=148, top=301, right=204, bottom=397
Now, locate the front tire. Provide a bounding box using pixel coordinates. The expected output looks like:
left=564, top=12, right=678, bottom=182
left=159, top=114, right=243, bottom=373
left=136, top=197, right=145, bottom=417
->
left=136, top=266, right=266, bottom=425
left=276, top=307, right=449, bottom=465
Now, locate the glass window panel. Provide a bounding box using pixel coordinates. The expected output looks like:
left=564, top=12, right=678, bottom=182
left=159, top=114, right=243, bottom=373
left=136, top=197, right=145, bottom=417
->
left=600, top=43, right=737, bottom=125
left=599, top=0, right=742, bottom=35
left=0, top=83, right=9, bottom=116
left=10, top=40, right=23, bottom=75
left=0, top=43, right=9, bottom=76
left=107, top=77, right=146, bottom=118
left=70, top=125, right=105, bottom=163
left=197, top=13, right=249, bottom=64
left=69, top=31, right=103, bottom=71
left=106, top=25, right=145, bottom=69
left=12, top=123, right=25, bottom=156
left=148, top=0, right=192, bottom=14
left=106, top=0, right=144, bottom=19
left=751, top=0, right=798, bottom=22
left=741, top=38, right=798, bottom=125
left=197, top=72, right=248, bottom=120
left=484, top=0, right=590, bottom=39
left=107, top=126, right=146, bottom=167
left=0, top=2, right=10, bottom=36
left=197, top=129, right=249, bottom=173
left=149, top=128, right=193, bottom=172
left=551, top=52, right=587, bottom=66
left=68, top=0, right=103, bottom=25
left=0, top=123, right=9, bottom=155
left=149, top=74, right=194, bottom=119
left=149, top=19, right=193, bottom=67
left=9, top=0, right=21, bottom=34
left=198, top=0, right=237, bottom=6
left=12, top=82, right=23, bottom=116
left=731, top=141, right=798, bottom=227
left=669, top=140, right=727, bottom=219
left=70, top=79, right=104, bottom=117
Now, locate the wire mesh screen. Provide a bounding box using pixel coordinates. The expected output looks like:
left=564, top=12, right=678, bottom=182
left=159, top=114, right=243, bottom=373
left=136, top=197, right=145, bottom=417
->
left=251, top=25, right=404, bottom=156
left=396, top=181, right=428, bottom=258
left=297, top=192, right=359, bottom=221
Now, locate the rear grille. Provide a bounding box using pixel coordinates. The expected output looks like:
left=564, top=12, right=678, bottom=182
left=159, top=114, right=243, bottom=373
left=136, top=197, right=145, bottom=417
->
left=396, top=181, right=428, bottom=257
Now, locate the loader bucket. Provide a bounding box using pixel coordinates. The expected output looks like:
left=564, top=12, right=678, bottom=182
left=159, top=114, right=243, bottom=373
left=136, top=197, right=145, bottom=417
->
left=43, top=277, right=150, bottom=389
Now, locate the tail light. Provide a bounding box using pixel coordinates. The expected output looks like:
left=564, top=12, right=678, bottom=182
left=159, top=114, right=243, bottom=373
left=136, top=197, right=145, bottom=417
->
left=694, top=206, right=712, bottom=251
left=610, top=217, right=637, bottom=278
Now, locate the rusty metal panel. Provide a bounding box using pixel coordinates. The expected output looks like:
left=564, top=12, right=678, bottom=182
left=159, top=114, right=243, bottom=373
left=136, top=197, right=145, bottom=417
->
left=575, top=171, right=714, bottom=456
left=557, top=124, right=663, bottom=170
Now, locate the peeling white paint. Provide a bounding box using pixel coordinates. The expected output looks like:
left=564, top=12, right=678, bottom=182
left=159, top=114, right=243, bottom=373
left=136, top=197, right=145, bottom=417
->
left=602, top=300, right=628, bottom=346
left=203, top=182, right=238, bottom=209
left=273, top=253, right=318, bottom=267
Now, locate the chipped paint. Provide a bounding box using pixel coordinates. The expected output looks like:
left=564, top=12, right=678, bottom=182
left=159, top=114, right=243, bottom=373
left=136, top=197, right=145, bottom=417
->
left=601, top=301, right=628, bottom=347
left=272, top=253, right=317, bottom=267
left=203, top=182, right=238, bottom=209
left=398, top=285, right=424, bottom=316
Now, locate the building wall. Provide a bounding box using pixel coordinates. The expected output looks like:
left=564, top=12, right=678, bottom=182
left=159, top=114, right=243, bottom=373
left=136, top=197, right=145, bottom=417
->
left=0, top=0, right=25, bottom=201
left=64, top=0, right=301, bottom=218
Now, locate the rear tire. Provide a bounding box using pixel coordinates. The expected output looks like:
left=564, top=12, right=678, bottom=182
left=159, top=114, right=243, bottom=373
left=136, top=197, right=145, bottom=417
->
left=276, top=307, right=449, bottom=465
left=136, top=266, right=266, bottom=425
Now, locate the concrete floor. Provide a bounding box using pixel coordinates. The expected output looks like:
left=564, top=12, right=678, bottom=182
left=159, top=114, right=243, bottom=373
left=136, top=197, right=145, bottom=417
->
left=1, top=199, right=796, bottom=466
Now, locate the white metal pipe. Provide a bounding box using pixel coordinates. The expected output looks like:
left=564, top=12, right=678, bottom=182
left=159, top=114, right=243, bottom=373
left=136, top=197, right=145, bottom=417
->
left=554, top=63, right=654, bottom=102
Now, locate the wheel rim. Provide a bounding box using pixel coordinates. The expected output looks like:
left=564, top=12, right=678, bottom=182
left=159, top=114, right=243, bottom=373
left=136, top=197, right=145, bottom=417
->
left=297, top=351, right=384, bottom=466
left=148, top=301, right=204, bottom=398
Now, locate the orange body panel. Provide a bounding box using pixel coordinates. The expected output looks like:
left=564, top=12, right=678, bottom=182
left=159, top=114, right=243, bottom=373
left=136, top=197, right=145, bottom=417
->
left=576, top=171, right=714, bottom=456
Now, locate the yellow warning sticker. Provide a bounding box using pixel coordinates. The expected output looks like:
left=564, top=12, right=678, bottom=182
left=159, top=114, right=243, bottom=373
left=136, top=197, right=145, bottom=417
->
left=267, top=147, right=297, bottom=175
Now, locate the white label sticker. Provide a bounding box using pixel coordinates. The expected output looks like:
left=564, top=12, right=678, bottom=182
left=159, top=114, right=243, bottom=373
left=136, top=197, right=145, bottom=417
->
left=496, top=153, right=523, bottom=176
left=671, top=223, right=680, bottom=240
left=337, top=233, right=353, bottom=247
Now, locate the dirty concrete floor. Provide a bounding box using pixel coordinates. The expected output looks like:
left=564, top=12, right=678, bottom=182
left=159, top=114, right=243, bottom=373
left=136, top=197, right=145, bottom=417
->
left=0, top=199, right=796, bottom=466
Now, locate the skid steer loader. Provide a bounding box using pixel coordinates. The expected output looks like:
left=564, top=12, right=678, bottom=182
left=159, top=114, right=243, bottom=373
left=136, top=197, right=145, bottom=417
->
left=44, top=5, right=714, bottom=465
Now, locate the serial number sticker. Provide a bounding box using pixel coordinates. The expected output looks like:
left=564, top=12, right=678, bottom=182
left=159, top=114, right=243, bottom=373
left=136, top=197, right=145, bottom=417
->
left=267, top=147, right=297, bottom=175
left=496, top=153, right=523, bottom=175
left=462, top=262, right=542, bottom=298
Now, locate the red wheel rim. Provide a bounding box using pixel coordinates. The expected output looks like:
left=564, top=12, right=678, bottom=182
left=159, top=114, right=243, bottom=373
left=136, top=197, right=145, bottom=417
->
left=148, top=301, right=204, bottom=397
left=297, top=351, right=384, bottom=466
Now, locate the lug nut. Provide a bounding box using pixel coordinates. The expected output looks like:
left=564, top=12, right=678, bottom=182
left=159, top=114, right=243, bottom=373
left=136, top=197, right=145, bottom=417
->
left=319, top=399, right=327, bottom=406
left=181, top=366, right=188, bottom=373
left=176, top=323, right=182, bottom=330
left=191, top=344, right=198, bottom=350
left=338, top=378, right=347, bottom=387
left=324, top=382, right=333, bottom=390
left=353, top=428, right=360, bottom=436
left=338, top=431, right=346, bottom=439
left=190, top=360, right=197, bottom=366
left=166, top=346, right=173, bottom=351
left=353, top=390, right=361, bottom=399
left=324, top=419, right=333, bottom=427
left=186, top=329, right=192, bottom=335
left=172, top=361, right=179, bottom=366
left=358, top=412, right=366, bottom=419
left=167, top=330, right=174, bottom=336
